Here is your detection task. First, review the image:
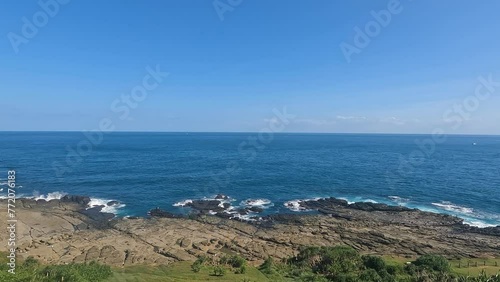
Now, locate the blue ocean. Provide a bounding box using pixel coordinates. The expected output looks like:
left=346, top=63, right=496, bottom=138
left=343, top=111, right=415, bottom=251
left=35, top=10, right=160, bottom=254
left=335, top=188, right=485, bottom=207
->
left=1, top=132, right=499, bottom=227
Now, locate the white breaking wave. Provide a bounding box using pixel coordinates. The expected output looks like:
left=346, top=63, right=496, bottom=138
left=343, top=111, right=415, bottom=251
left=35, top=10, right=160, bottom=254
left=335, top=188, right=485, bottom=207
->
left=173, top=199, right=193, bottom=207
left=173, top=196, right=234, bottom=209
left=229, top=213, right=260, bottom=222
left=338, top=197, right=355, bottom=204
left=464, top=220, right=497, bottom=228
left=87, top=198, right=126, bottom=215
left=284, top=198, right=321, bottom=212
left=32, top=191, right=67, bottom=201
left=284, top=200, right=306, bottom=211
left=241, top=198, right=273, bottom=208
left=350, top=196, right=380, bottom=204
left=1, top=191, right=125, bottom=216
left=428, top=201, right=500, bottom=228
left=431, top=201, right=474, bottom=214
left=218, top=198, right=234, bottom=208
left=284, top=196, right=379, bottom=211
left=388, top=196, right=410, bottom=204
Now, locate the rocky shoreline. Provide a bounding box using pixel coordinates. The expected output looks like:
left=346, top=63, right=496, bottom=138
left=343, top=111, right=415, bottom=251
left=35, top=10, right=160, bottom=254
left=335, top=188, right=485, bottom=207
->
left=153, top=195, right=500, bottom=236
left=1, top=195, right=499, bottom=267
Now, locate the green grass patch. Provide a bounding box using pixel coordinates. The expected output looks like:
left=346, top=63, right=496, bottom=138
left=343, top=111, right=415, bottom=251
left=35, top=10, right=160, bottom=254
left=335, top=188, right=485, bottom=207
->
left=0, top=253, right=112, bottom=282
left=107, top=261, right=270, bottom=282
left=383, top=255, right=500, bottom=276
left=1, top=251, right=499, bottom=281
left=449, top=258, right=500, bottom=276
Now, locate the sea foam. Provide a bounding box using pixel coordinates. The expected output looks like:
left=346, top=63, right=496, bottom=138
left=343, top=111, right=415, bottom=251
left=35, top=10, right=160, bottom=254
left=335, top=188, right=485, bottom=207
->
left=241, top=198, right=273, bottom=208
left=87, top=198, right=126, bottom=215
left=388, top=196, right=410, bottom=204
left=173, top=199, right=193, bottom=207
left=32, top=191, right=68, bottom=201
left=431, top=201, right=474, bottom=214
left=283, top=198, right=320, bottom=212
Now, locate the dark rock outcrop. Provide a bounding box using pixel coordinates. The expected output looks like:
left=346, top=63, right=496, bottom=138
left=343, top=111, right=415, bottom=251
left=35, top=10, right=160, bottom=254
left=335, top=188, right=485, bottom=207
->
left=79, top=206, right=115, bottom=223
left=186, top=200, right=225, bottom=213
left=148, top=207, right=186, bottom=218
left=248, top=206, right=264, bottom=213
left=215, top=194, right=229, bottom=200
left=456, top=224, right=500, bottom=237
left=107, top=200, right=120, bottom=206
left=299, top=197, right=414, bottom=213
left=61, top=195, right=91, bottom=205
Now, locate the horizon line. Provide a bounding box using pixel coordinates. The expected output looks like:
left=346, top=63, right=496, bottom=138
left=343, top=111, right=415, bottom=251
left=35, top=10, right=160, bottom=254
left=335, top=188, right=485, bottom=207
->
left=0, top=130, right=499, bottom=137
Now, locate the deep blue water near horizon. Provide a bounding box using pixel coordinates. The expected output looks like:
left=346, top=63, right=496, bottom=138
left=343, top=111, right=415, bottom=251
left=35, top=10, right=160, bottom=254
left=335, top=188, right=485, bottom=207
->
left=1, top=132, right=499, bottom=227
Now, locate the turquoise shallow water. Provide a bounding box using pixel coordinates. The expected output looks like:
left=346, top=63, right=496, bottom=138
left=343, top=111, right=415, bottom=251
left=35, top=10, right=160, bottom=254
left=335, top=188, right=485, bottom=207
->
left=1, top=132, right=499, bottom=227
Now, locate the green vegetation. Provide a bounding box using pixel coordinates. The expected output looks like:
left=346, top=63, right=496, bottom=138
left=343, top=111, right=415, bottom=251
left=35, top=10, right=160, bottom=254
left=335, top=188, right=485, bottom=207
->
left=0, top=255, right=112, bottom=282
left=413, top=254, right=451, bottom=272
left=190, top=254, right=247, bottom=277
left=109, top=261, right=269, bottom=282
left=1, top=249, right=499, bottom=281
left=258, top=246, right=500, bottom=282
left=212, top=265, right=226, bottom=276
left=450, top=258, right=500, bottom=277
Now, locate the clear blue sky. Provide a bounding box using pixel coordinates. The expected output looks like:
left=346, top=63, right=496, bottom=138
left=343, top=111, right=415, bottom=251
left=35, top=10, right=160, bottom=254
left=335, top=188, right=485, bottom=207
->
left=1, top=0, right=499, bottom=134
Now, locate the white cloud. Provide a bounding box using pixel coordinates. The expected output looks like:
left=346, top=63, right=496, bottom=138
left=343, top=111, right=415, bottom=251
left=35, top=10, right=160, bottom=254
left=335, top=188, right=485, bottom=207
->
left=295, top=118, right=337, bottom=126
left=335, top=115, right=367, bottom=121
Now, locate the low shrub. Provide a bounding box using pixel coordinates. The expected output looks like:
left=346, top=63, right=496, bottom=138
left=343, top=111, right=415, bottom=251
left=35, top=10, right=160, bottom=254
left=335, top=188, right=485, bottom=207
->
left=413, top=254, right=450, bottom=272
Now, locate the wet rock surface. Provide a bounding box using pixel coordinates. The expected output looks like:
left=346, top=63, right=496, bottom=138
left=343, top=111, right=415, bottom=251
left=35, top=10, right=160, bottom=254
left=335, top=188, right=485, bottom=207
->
left=148, top=207, right=186, bottom=218
left=79, top=205, right=115, bottom=224
left=455, top=224, right=500, bottom=237
left=215, top=194, right=229, bottom=200
left=172, top=196, right=266, bottom=218
left=61, top=195, right=91, bottom=205
left=107, top=200, right=120, bottom=206
left=185, top=200, right=226, bottom=213
left=298, top=197, right=415, bottom=212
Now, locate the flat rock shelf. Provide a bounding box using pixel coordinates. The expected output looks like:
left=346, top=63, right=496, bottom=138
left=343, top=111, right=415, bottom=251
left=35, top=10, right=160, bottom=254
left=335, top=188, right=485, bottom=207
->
left=1, top=196, right=499, bottom=267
